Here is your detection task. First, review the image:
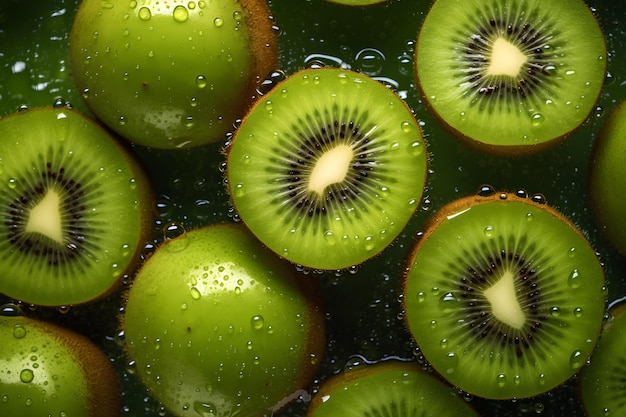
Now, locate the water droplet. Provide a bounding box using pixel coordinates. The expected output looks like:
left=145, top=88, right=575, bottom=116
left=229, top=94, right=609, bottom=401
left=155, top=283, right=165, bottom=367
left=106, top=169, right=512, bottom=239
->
left=138, top=7, right=151, bottom=20
left=8, top=178, right=17, bottom=189
left=13, top=325, right=26, bottom=339
left=233, top=183, right=245, bottom=197
left=550, top=306, right=560, bottom=317
left=363, top=235, right=375, bottom=251
left=154, top=338, right=161, bottom=350
left=530, top=112, right=545, bottom=127
left=573, top=307, right=583, bottom=317
left=195, top=75, right=208, bottom=89
left=416, top=291, right=426, bottom=303
left=569, top=350, right=585, bottom=369
left=443, top=352, right=458, bottom=374
left=251, top=315, right=264, bottom=330
left=484, top=225, right=494, bottom=238
left=439, top=338, right=448, bottom=349
left=496, top=373, right=507, bottom=388
left=190, top=287, right=201, bottom=300
left=568, top=269, right=581, bottom=289
left=20, top=369, right=34, bottom=383
left=541, top=64, right=557, bottom=76
left=173, top=5, right=188, bottom=22
left=438, top=292, right=458, bottom=313
left=193, top=401, right=217, bottom=417
left=537, top=373, right=546, bottom=385
left=214, top=17, right=224, bottom=27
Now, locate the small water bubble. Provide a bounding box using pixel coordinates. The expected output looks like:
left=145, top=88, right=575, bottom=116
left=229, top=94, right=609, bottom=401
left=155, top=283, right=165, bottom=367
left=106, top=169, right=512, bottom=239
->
left=541, top=64, right=557, bottom=76
left=13, top=324, right=26, bottom=339
left=173, top=5, right=188, bottom=22
left=138, top=7, right=151, bottom=20
left=530, top=112, right=545, bottom=127
left=438, top=292, right=458, bottom=313
left=477, top=184, right=496, bottom=197
left=214, top=17, right=224, bottom=27
left=550, top=306, right=560, bottom=317
left=190, top=287, right=201, bottom=300
left=193, top=401, right=217, bottom=417
left=163, top=222, right=186, bottom=241
left=439, top=338, right=448, bottom=349
left=20, top=369, right=34, bottom=383
left=443, top=352, right=458, bottom=374
left=484, top=225, right=494, bottom=238
left=251, top=315, right=264, bottom=330
left=195, top=75, right=208, bottom=89
left=568, top=269, right=581, bottom=289
left=573, top=307, right=583, bottom=317
left=496, top=373, right=507, bottom=388
left=416, top=291, right=426, bottom=303
left=530, top=193, right=547, bottom=205
left=363, top=235, right=375, bottom=251
left=569, top=350, right=585, bottom=369
left=354, top=47, right=385, bottom=76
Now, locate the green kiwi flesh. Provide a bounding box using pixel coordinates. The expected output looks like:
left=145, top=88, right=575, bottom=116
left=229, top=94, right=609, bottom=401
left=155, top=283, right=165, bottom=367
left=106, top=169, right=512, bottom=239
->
left=403, top=191, right=606, bottom=399
left=0, top=107, right=152, bottom=306
left=306, top=361, right=479, bottom=417
left=589, top=100, right=626, bottom=255
left=580, top=301, right=626, bottom=417
left=326, top=0, right=389, bottom=5
left=415, top=0, right=606, bottom=155
left=226, top=67, right=427, bottom=270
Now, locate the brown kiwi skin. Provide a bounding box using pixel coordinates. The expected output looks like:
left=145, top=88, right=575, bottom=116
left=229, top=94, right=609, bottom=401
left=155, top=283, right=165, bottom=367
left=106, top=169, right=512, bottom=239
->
left=412, top=8, right=606, bottom=157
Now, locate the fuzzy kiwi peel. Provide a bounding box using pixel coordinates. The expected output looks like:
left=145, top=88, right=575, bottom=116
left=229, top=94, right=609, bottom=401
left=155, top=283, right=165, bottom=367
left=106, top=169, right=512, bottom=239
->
left=226, top=67, right=427, bottom=270
left=0, top=107, right=153, bottom=306
left=580, top=300, right=626, bottom=417
left=415, top=0, right=607, bottom=155
left=0, top=312, right=121, bottom=417
left=403, top=190, right=606, bottom=399
left=306, top=361, right=479, bottom=417
left=123, top=223, right=325, bottom=417
left=69, top=0, right=278, bottom=149
left=589, top=100, right=626, bottom=255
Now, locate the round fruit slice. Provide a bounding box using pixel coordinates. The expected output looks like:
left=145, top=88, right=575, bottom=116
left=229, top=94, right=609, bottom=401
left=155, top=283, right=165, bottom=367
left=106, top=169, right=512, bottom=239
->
left=403, top=191, right=606, bottom=399
left=580, top=301, right=626, bottom=417
left=226, top=67, right=427, bottom=270
left=70, top=0, right=277, bottom=148
left=123, top=223, right=325, bottom=417
left=0, top=312, right=120, bottom=417
left=415, top=0, right=607, bottom=155
left=306, top=361, right=479, bottom=417
left=326, top=0, right=389, bottom=5
left=0, top=107, right=152, bottom=306
left=589, top=100, right=626, bottom=255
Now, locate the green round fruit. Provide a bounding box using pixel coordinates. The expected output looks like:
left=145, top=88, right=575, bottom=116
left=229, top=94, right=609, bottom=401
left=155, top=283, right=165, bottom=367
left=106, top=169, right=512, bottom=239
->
left=580, top=301, right=626, bottom=417
left=403, top=191, right=606, bottom=399
left=226, top=67, right=428, bottom=270
left=415, top=0, right=607, bottom=155
left=0, top=107, right=153, bottom=306
left=325, top=0, right=389, bottom=5
left=123, top=223, right=325, bottom=417
left=589, top=100, right=626, bottom=255
left=306, top=361, right=479, bottom=417
left=0, top=312, right=120, bottom=417
left=69, top=0, right=278, bottom=149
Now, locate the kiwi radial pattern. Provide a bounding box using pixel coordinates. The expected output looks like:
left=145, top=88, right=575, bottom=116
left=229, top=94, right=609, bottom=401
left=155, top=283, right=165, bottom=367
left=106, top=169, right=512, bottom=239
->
left=403, top=192, right=606, bottom=399
left=415, top=0, right=607, bottom=155
left=226, top=68, right=428, bottom=270
left=0, top=107, right=152, bottom=306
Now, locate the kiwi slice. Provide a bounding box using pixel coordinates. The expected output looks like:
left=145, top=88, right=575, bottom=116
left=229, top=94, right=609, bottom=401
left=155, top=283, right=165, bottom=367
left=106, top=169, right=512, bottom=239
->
left=306, top=361, right=479, bottom=417
left=589, top=100, right=626, bottom=255
left=403, top=189, right=606, bottom=399
left=580, top=301, right=626, bottom=417
left=226, top=67, right=427, bottom=270
left=0, top=107, right=152, bottom=306
left=415, top=0, right=607, bottom=155
left=325, top=0, right=390, bottom=5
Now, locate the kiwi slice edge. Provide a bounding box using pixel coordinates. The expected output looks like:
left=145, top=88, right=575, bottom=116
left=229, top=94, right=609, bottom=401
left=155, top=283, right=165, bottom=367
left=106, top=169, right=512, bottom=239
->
left=403, top=190, right=607, bottom=399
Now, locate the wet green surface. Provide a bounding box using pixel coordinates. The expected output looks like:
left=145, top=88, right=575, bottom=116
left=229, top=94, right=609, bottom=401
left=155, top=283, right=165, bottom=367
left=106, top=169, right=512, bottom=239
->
left=1, top=0, right=625, bottom=415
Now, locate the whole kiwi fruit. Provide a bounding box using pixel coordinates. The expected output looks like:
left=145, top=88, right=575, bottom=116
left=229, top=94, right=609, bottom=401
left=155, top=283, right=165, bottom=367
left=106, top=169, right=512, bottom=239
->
left=415, top=0, right=607, bottom=155
left=0, top=107, right=152, bottom=306
left=226, top=67, right=428, bottom=270
left=403, top=189, right=606, bottom=399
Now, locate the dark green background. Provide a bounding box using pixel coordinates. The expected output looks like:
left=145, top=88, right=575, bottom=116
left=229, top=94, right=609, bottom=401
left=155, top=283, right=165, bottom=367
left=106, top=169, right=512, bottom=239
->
left=1, top=0, right=625, bottom=415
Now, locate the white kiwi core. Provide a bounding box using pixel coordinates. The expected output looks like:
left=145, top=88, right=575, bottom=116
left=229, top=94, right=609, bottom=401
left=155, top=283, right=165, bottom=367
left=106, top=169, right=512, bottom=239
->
left=483, top=270, right=526, bottom=329
left=487, top=37, right=528, bottom=77
left=26, top=190, right=63, bottom=243
left=308, top=144, right=353, bottom=196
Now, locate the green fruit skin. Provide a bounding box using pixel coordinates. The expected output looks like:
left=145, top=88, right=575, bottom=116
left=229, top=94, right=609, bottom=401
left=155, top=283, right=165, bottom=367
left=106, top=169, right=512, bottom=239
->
left=580, top=303, right=626, bottom=417
left=307, top=361, right=479, bottom=417
left=0, top=315, right=121, bottom=417
left=0, top=107, right=153, bottom=306
left=590, top=101, right=626, bottom=255
left=70, top=0, right=277, bottom=149
left=123, top=223, right=325, bottom=417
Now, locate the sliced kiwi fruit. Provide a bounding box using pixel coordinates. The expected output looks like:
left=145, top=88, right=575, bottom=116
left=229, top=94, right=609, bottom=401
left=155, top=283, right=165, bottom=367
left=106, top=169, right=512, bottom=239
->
left=415, top=0, right=607, bottom=155
left=589, top=100, right=626, bottom=255
left=580, top=300, right=626, bottom=417
left=226, top=67, right=428, bottom=270
left=306, top=360, right=479, bottom=417
left=325, top=0, right=390, bottom=5
left=403, top=189, right=606, bottom=399
left=0, top=107, right=153, bottom=306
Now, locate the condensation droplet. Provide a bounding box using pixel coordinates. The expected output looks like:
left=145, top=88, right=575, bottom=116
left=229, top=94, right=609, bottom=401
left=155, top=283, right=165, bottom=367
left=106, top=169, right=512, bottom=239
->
left=173, top=5, right=189, bottom=22
left=251, top=315, right=264, bottom=330
left=138, top=7, right=151, bottom=20
left=568, top=269, right=581, bottom=288
left=20, top=369, right=34, bottom=383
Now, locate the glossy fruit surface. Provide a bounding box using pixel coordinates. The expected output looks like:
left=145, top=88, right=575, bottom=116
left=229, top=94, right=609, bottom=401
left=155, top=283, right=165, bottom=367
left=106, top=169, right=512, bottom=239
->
left=123, top=223, right=325, bottom=417
left=0, top=313, right=120, bottom=417
left=70, top=0, right=277, bottom=148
